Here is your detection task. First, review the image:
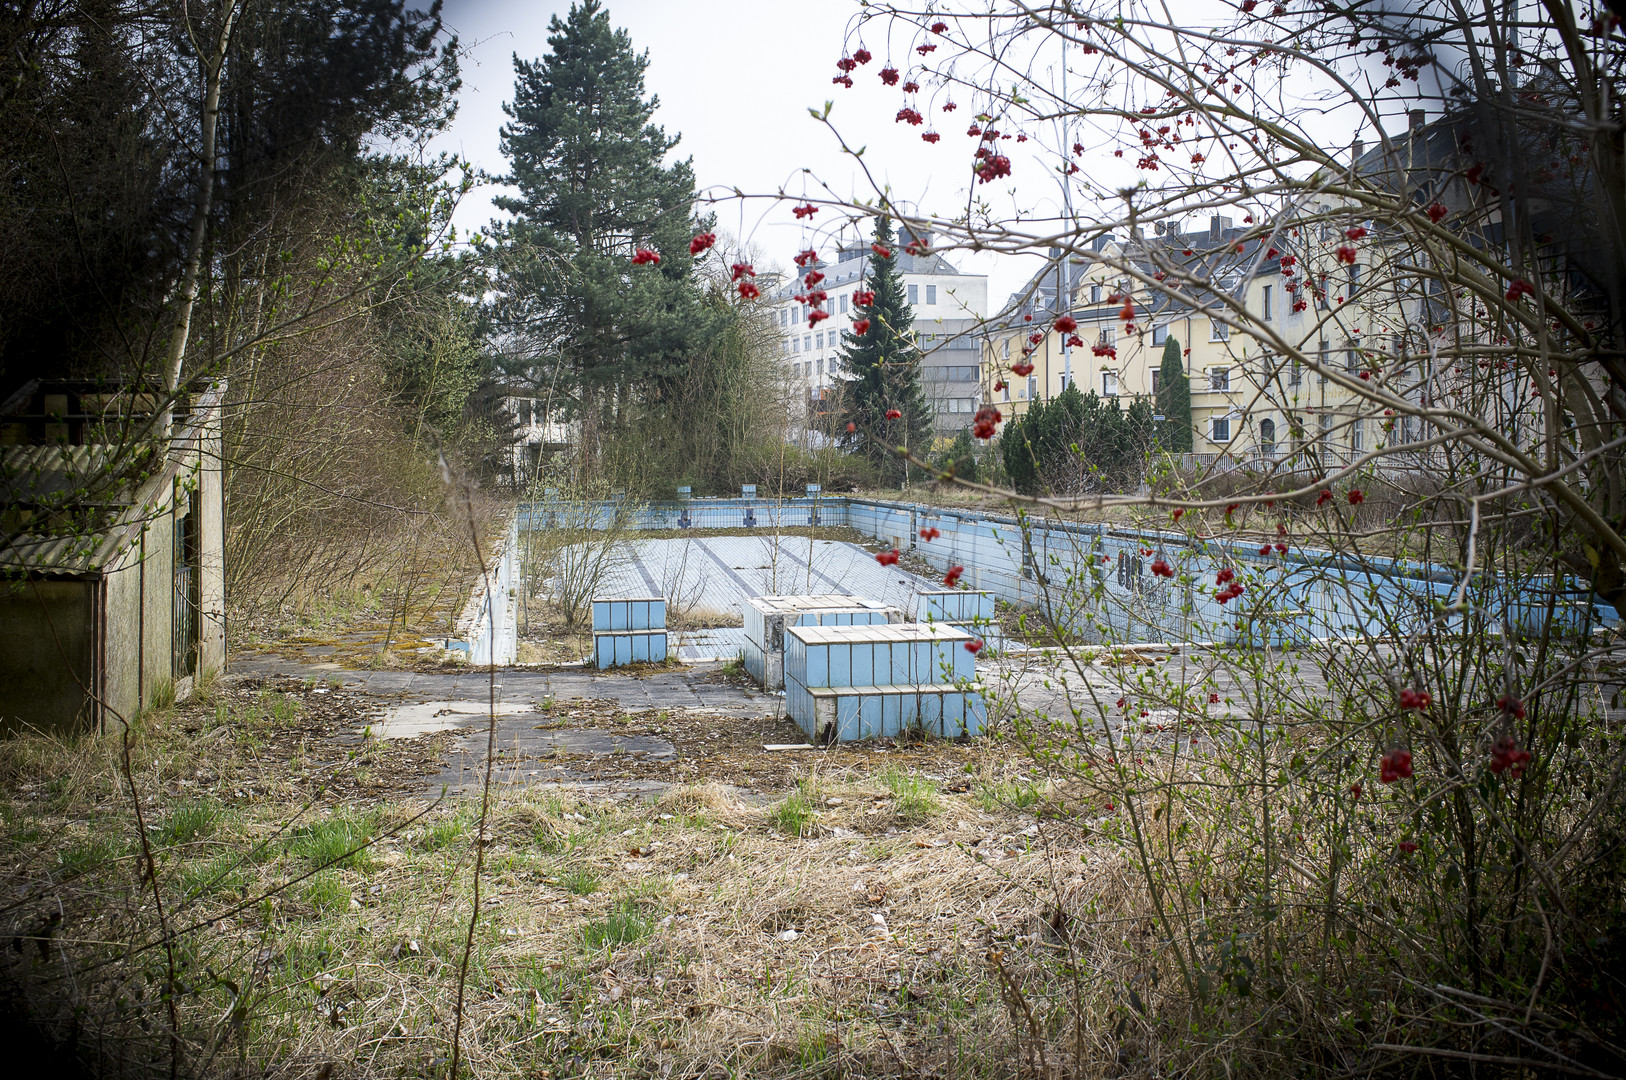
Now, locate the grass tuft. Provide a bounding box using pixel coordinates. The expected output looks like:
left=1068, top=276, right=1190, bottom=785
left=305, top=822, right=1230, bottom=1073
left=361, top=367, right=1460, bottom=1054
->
left=881, top=765, right=941, bottom=821
left=290, top=810, right=379, bottom=871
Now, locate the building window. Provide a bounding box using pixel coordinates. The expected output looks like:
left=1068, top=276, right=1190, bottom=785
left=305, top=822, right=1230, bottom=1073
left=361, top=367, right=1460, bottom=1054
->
left=839, top=294, right=848, bottom=313
left=780, top=309, right=789, bottom=327
left=1210, top=318, right=1230, bottom=341
left=908, top=284, right=919, bottom=303
left=1349, top=264, right=1361, bottom=290
left=815, top=332, right=824, bottom=350
left=1102, top=371, right=1119, bottom=397
left=1262, top=285, right=1273, bottom=320
left=1028, top=375, right=1038, bottom=399
left=1318, top=339, right=1330, bottom=372
left=1097, top=327, right=1115, bottom=348
left=926, top=284, right=937, bottom=304
left=1211, top=416, right=1231, bottom=442
left=1090, top=284, right=1102, bottom=304
left=804, top=335, right=812, bottom=352
left=1002, top=339, right=1011, bottom=359
left=1152, top=324, right=1168, bottom=345
left=1002, top=381, right=1011, bottom=401
left=1151, top=369, right=1161, bottom=395
left=792, top=338, right=800, bottom=354
left=1210, top=367, right=1231, bottom=391
left=817, top=358, right=824, bottom=374
left=1289, top=358, right=1301, bottom=386
left=1351, top=418, right=1364, bottom=452
left=1345, top=344, right=1360, bottom=371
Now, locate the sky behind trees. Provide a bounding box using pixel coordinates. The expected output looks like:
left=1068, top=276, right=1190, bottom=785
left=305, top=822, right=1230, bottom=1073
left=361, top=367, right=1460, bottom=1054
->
left=434, top=0, right=1039, bottom=301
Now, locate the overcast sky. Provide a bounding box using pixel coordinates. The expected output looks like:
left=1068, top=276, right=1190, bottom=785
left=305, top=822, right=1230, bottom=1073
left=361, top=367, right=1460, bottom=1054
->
left=432, top=0, right=1061, bottom=307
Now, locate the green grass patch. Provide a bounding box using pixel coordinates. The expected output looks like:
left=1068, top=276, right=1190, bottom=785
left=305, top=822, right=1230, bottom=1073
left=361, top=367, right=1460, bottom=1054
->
left=158, top=800, right=224, bottom=846
left=177, top=852, right=249, bottom=901
left=289, top=810, right=380, bottom=871
left=582, top=897, right=653, bottom=954
left=303, top=871, right=351, bottom=917
left=881, top=766, right=941, bottom=821
left=559, top=864, right=600, bottom=896
left=768, top=789, right=815, bottom=837
left=58, top=834, right=125, bottom=876
left=974, top=780, right=1041, bottom=813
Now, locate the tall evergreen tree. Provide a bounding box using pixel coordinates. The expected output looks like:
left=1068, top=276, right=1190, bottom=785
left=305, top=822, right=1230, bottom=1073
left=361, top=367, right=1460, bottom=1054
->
left=493, top=0, right=713, bottom=417
left=1154, top=335, right=1192, bottom=452
left=836, top=217, right=931, bottom=484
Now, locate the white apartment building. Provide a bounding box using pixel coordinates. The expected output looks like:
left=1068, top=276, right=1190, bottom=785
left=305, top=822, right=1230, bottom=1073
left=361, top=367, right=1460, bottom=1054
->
left=770, top=234, right=989, bottom=439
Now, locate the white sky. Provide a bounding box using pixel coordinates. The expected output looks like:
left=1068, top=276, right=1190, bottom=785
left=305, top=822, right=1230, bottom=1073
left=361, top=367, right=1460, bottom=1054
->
left=430, top=0, right=1410, bottom=307
left=432, top=0, right=1059, bottom=306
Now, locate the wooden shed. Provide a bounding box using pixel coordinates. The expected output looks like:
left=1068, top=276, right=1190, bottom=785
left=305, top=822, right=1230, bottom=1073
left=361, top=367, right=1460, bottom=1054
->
left=0, top=381, right=226, bottom=736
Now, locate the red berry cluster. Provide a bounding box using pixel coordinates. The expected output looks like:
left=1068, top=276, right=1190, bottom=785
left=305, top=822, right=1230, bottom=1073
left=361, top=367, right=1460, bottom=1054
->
left=885, top=408, right=902, bottom=420
left=919, top=527, right=940, bottom=541
left=1489, top=736, right=1532, bottom=778
left=1398, top=840, right=1419, bottom=855
left=1053, top=315, right=1078, bottom=334
left=853, top=289, right=876, bottom=306
left=1505, top=278, right=1535, bottom=301
left=1151, top=558, right=1174, bottom=577
left=875, top=548, right=901, bottom=566
left=971, top=405, right=1001, bottom=440
left=975, top=154, right=1012, bottom=184
left=1399, top=688, right=1431, bottom=709
left=631, top=248, right=661, bottom=265
left=792, top=203, right=819, bottom=219
left=1336, top=245, right=1358, bottom=265
left=1379, top=748, right=1413, bottom=783
left=944, top=565, right=964, bottom=587
left=689, top=232, right=715, bottom=256
left=964, top=639, right=984, bottom=654
left=852, top=318, right=870, bottom=335
left=1497, top=695, right=1527, bottom=719
left=794, top=248, right=819, bottom=268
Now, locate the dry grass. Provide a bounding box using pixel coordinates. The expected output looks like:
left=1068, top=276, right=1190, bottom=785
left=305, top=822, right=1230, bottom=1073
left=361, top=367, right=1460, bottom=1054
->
left=0, top=686, right=1160, bottom=1079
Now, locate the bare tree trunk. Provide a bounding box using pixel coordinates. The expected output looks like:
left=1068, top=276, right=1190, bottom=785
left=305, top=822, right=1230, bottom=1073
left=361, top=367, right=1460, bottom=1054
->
left=161, top=2, right=240, bottom=411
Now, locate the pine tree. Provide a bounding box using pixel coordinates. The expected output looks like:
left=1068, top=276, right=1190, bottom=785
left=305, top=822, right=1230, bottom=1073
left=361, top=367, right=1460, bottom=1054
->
left=493, top=0, right=714, bottom=412
left=836, top=216, right=931, bottom=484
left=1154, top=335, right=1192, bottom=452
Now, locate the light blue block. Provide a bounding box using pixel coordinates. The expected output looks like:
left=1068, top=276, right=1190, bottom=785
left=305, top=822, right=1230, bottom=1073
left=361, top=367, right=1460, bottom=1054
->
left=852, top=641, right=874, bottom=686
left=831, top=642, right=850, bottom=688
left=806, top=644, right=826, bottom=687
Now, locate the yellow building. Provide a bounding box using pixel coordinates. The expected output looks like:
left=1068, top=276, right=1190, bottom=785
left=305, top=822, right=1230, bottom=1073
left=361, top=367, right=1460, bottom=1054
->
left=981, top=215, right=1402, bottom=473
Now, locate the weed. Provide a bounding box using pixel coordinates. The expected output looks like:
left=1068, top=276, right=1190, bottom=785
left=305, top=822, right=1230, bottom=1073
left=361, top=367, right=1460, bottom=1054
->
left=881, top=765, right=941, bottom=821
left=720, top=651, right=747, bottom=678
left=975, top=780, right=1041, bottom=813
left=769, top=790, right=815, bottom=837
left=58, top=835, right=124, bottom=876
left=177, top=853, right=248, bottom=901
left=582, top=897, right=653, bottom=953
left=258, top=691, right=301, bottom=723
left=303, top=871, right=351, bottom=917
left=419, top=813, right=467, bottom=852
left=147, top=678, right=177, bottom=712
left=158, top=800, right=223, bottom=846
left=289, top=810, right=379, bottom=871
left=560, top=864, right=600, bottom=896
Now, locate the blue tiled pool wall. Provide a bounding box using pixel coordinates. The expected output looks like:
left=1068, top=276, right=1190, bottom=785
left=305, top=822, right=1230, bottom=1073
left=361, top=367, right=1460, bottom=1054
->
left=785, top=682, right=988, bottom=741
left=917, top=590, right=995, bottom=626
left=591, top=598, right=667, bottom=632
left=594, top=631, right=669, bottom=668
left=784, top=631, right=976, bottom=691
left=529, top=498, right=1615, bottom=644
